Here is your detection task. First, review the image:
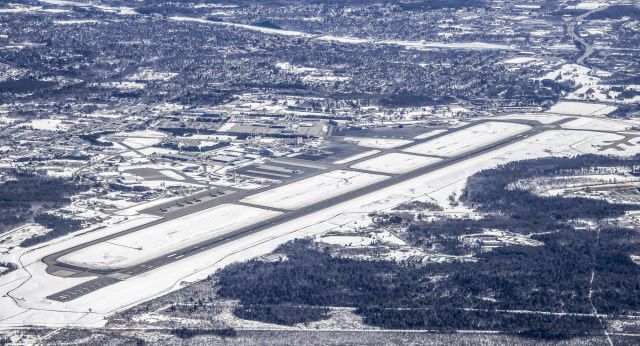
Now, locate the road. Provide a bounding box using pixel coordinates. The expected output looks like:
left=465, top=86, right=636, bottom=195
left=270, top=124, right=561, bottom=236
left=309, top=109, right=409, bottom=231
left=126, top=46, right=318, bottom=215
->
left=566, top=3, right=615, bottom=66
left=43, top=118, right=573, bottom=302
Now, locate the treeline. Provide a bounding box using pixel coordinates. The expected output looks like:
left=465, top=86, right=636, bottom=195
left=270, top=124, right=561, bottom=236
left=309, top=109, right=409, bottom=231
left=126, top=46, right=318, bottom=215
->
left=79, top=132, right=113, bottom=147
left=16, top=154, right=90, bottom=162
left=392, top=200, right=443, bottom=211
left=0, top=78, right=55, bottom=94
left=0, top=262, right=17, bottom=277
left=586, top=5, right=640, bottom=20
left=170, top=327, right=237, bottom=339
left=235, top=304, right=329, bottom=325
left=0, top=170, right=89, bottom=234
left=213, top=156, right=640, bottom=339
left=20, top=214, right=84, bottom=248
left=404, top=216, right=571, bottom=256
left=397, top=0, right=486, bottom=11
left=462, top=155, right=639, bottom=222
left=592, top=227, right=640, bottom=314
left=360, top=307, right=600, bottom=339
left=216, top=226, right=640, bottom=339
left=108, top=183, right=148, bottom=192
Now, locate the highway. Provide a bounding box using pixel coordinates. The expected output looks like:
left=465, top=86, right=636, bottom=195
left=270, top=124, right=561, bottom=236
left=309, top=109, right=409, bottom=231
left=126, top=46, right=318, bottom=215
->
left=566, top=3, right=615, bottom=66
left=43, top=118, right=574, bottom=302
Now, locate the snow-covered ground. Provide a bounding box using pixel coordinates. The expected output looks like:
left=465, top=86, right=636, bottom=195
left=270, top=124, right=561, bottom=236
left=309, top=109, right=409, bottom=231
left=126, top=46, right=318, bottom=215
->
left=0, top=224, right=47, bottom=255
left=24, top=119, right=66, bottom=131
left=413, top=129, right=447, bottom=140
left=547, top=101, right=617, bottom=116
left=343, top=137, right=413, bottom=149
left=541, top=64, right=637, bottom=104
left=350, top=153, right=441, bottom=174
left=315, top=228, right=424, bottom=262
left=136, top=146, right=179, bottom=156
left=511, top=173, right=640, bottom=202
left=333, top=150, right=380, bottom=164
left=53, top=19, right=101, bottom=25
left=489, top=113, right=568, bottom=124
left=503, top=56, right=542, bottom=65
left=560, top=117, right=631, bottom=131
left=125, top=69, right=177, bottom=81
left=241, top=170, right=388, bottom=210
left=112, top=130, right=167, bottom=149
left=2, top=118, right=640, bottom=327
left=402, top=121, right=531, bottom=157
left=565, top=1, right=607, bottom=10
left=59, top=204, right=281, bottom=270
left=39, top=0, right=138, bottom=15
left=91, top=81, right=146, bottom=90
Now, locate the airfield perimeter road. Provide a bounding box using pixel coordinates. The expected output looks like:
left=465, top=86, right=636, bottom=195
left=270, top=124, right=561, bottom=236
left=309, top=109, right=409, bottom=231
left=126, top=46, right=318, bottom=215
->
left=44, top=118, right=575, bottom=302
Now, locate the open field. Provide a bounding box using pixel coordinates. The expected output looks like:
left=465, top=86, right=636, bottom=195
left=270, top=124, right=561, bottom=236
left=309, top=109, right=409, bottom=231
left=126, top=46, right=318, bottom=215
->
left=546, top=101, right=617, bottom=116
left=241, top=170, right=389, bottom=210
left=402, top=122, right=531, bottom=157
left=350, top=153, right=441, bottom=174
left=333, top=150, right=380, bottom=165
left=560, top=117, right=631, bottom=131
left=343, top=137, right=413, bottom=149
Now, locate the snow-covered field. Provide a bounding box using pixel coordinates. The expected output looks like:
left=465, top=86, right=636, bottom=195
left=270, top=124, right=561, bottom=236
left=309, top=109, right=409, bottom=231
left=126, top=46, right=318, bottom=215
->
left=566, top=1, right=607, bottom=10
left=402, top=121, right=531, bottom=157
left=540, top=63, right=637, bottom=104
left=503, top=56, right=541, bottom=65
left=413, top=129, right=447, bottom=140
left=560, top=117, right=631, bottom=131
left=547, top=101, right=617, bottom=116
left=350, top=153, right=441, bottom=174
left=59, top=204, right=281, bottom=270
left=241, top=170, right=388, bottom=210
left=0, top=224, right=47, bottom=254
left=25, top=119, right=66, bottom=131
left=343, top=137, right=413, bottom=149
left=113, top=130, right=166, bottom=149
left=490, top=113, right=568, bottom=124
left=333, top=150, right=380, bottom=164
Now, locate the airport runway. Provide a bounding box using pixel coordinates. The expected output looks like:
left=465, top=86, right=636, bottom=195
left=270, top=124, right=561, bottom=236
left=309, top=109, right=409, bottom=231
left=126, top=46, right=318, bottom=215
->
left=44, top=118, right=574, bottom=302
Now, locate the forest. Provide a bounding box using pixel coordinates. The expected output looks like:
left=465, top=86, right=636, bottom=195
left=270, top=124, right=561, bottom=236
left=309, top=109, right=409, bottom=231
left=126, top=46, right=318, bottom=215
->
left=214, top=155, right=640, bottom=339
left=0, top=170, right=88, bottom=235
left=19, top=214, right=84, bottom=248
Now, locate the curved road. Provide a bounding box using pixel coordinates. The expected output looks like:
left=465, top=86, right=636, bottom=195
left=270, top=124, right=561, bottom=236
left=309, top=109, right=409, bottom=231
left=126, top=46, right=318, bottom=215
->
left=566, top=3, right=615, bottom=66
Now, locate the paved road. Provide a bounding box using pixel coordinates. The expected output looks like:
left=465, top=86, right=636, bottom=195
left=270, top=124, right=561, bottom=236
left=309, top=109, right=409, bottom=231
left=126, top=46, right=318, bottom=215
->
left=566, top=3, right=615, bottom=66
left=44, top=118, right=573, bottom=302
